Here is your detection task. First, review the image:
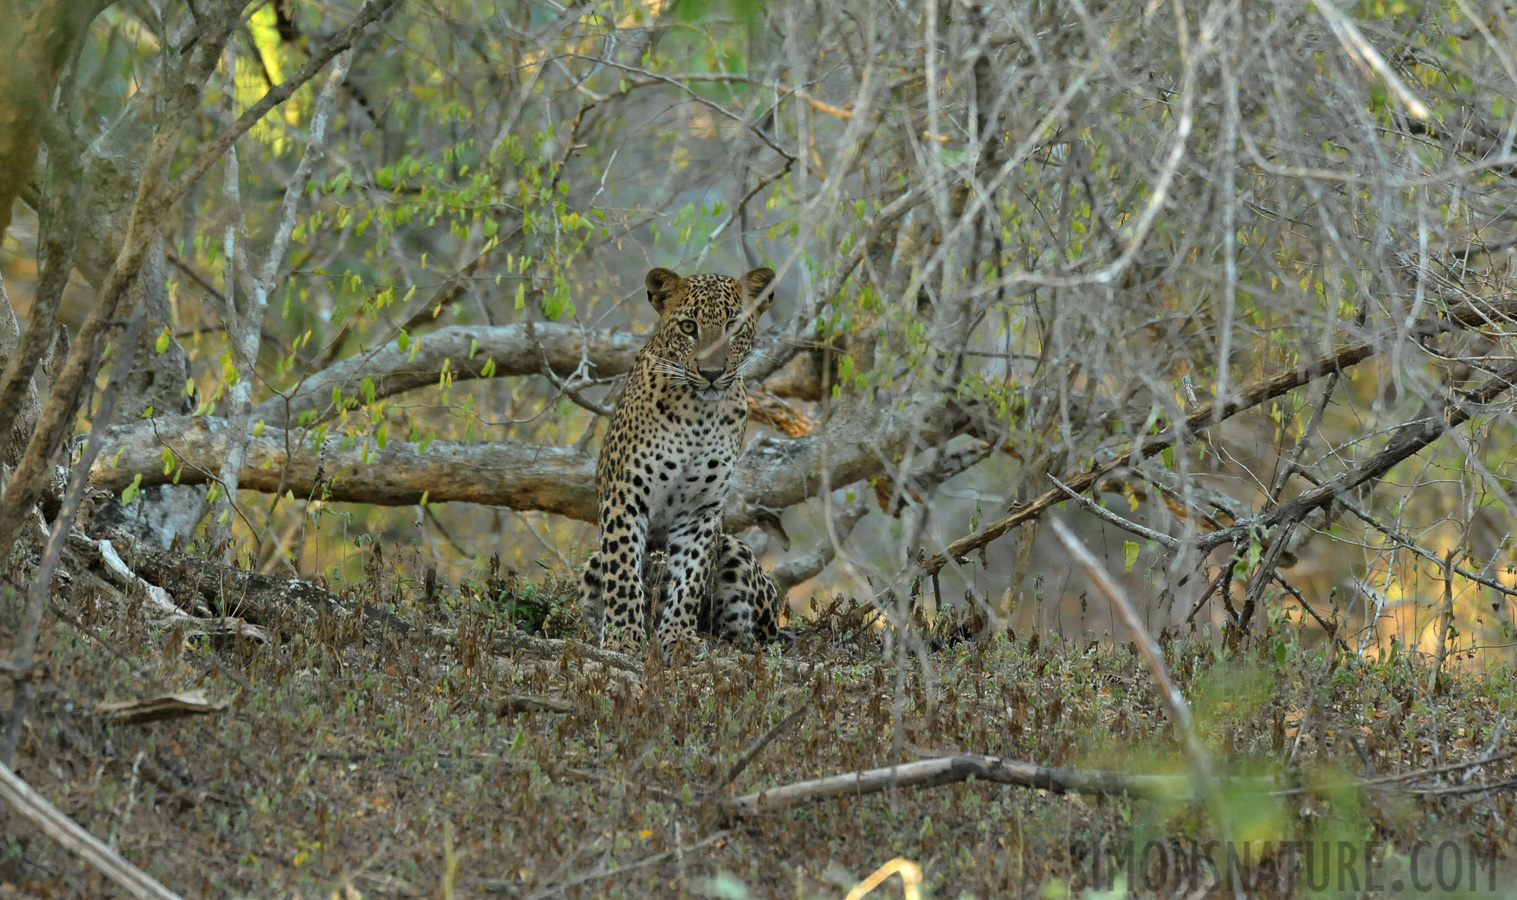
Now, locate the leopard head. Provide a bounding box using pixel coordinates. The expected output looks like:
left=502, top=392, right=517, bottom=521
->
left=642, top=266, right=775, bottom=395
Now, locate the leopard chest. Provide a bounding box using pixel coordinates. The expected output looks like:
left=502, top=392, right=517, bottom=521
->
left=600, top=380, right=748, bottom=545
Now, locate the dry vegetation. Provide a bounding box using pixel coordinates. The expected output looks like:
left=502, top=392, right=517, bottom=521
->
left=5, top=532, right=1517, bottom=898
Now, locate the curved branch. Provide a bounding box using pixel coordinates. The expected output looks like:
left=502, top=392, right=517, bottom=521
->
left=256, top=323, right=643, bottom=427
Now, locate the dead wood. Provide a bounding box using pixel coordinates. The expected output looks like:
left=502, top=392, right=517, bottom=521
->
left=96, top=691, right=229, bottom=725
left=484, top=629, right=643, bottom=674
left=723, top=754, right=1211, bottom=819
left=90, top=395, right=972, bottom=532
left=0, top=759, right=184, bottom=900
left=746, top=391, right=815, bottom=437
left=70, top=529, right=411, bottom=648
left=1202, top=359, right=1517, bottom=552
left=252, top=323, right=643, bottom=428
left=703, top=702, right=811, bottom=797
left=726, top=747, right=1516, bottom=820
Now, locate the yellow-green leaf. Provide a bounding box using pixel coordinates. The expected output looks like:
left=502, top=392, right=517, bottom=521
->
left=121, top=473, right=143, bottom=506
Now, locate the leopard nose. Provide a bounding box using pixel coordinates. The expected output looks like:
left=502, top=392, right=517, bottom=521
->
left=699, top=368, right=723, bottom=386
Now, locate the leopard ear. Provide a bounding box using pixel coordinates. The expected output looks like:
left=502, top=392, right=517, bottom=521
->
left=645, top=267, right=685, bottom=315
left=742, top=267, right=776, bottom=316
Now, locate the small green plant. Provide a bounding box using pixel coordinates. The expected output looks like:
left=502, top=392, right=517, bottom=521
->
left=471, top=553, right=581, bottom=638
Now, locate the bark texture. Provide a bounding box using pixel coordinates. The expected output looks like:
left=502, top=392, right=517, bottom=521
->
left=0, top=0, right=110, bottom=241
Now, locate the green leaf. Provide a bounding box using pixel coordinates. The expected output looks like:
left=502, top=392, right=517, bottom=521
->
left=1123, top=541, right=1140, bottom=574
left=121, top=473, right=143, bottom=506
left=155, top=328, right=171, bottom=353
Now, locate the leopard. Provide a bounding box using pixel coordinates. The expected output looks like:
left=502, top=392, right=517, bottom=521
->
left=578, top=265, right=786, bottom=654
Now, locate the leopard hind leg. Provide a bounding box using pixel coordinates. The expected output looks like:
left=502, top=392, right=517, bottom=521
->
left=707, top=534, right=784, bottom=645
left=577, top=551, right=607, bottom=642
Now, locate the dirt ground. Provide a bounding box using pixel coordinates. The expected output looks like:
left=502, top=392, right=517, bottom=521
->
left=4, top=544, right=1516, bottom=899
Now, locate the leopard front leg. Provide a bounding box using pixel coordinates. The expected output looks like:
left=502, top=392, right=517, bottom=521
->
left=596, top=501, right=651, bottom=652
left=656, top=507, right=723, bottom=654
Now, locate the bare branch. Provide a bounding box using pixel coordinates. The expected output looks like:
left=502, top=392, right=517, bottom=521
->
left=0, top=760, right=183, bottom=900
left=925, top=335, right=1379, bottom=575
left=92, top=414, right=598, bottom=516
left=924, top=295, right=1517, bottom=576
left=210, top=49, right=354, bottom=551
left=1200, top=360, right=1517, bottom=552
left=772, top=499, right=871, bottom=592
left=255, top=324, right=643, bottom=428
left=725, top=753, right=1217, bottom=819
left=164, top=0, right=400, bottom=209
left=1051, top=518, right=1243, bottom=887
left=1048, top=474, right=1180, bottom=550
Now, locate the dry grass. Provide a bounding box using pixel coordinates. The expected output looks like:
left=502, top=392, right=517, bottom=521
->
left=4, top=548, right=1516, bottom=899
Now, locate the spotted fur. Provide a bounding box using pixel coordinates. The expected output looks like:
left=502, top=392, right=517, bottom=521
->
left=579, top=266, right=784, bottom=653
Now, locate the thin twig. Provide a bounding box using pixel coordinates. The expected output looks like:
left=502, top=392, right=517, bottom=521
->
left=209, top=47, right=354, bottom=554
left=925, top=335, right=1380, bottom=575
left=1198, top=360, right=1517, bottom=553
left=1295, top=469, right=1517, bottom=601
left=165, top=0, right=399, bottom=209
left=1270, top=573, right=1342, bottom=642
left=1051, top=518, right=1243, bottom=895
left=725, top=753, right=1258, bottom=819
left=703, top=702, right=811, bottom=797
left=1049, top=474, right=1179, bottom=549
left=925, top=296, right=1517, bottom=576
left=727, top=745, right=1514, bottom=819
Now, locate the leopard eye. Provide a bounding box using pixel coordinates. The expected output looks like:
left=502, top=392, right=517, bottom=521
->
left=679, top=319, right=697, bottom=336
left=726, top=315, right=740, bottom=329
